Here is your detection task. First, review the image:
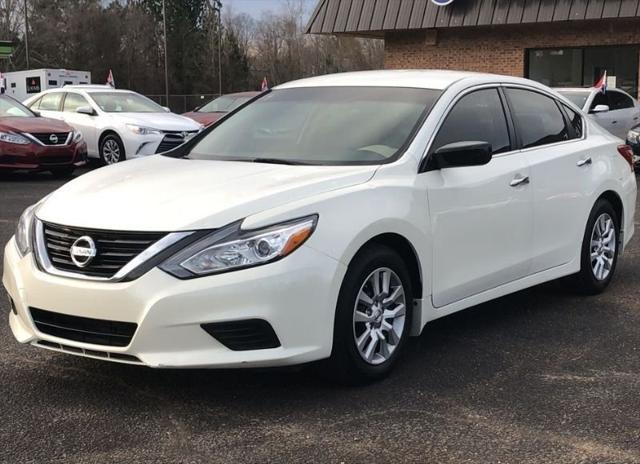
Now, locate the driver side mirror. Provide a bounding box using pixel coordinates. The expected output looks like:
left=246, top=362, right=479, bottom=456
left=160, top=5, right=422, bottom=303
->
left=591, top=104, right=610, bottom=114
left=430, top=141, right=492, bottom=170
left=76, top=106, right=96, bottom=116
left=162, top=106, right=171, bottom=112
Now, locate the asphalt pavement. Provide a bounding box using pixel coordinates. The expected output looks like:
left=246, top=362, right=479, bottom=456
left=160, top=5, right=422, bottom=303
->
left=1, top=167, right=639, bottom=464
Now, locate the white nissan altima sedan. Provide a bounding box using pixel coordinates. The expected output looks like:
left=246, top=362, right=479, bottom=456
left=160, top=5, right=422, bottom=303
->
left=3, top=71, right=637, bottom=382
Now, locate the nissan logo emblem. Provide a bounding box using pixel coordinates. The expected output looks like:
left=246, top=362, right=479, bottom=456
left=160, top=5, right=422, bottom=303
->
left=70, top=236, right=97, bottom=268
left=49, top=134, right=58, bottom=144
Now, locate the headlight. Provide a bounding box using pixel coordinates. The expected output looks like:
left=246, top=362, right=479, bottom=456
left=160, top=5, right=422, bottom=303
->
left=627, top=130, right=640, bottom=144
left=0, top=132, right=30, bottom=145
left=160, top=215, right=318, bottom=278
left=72, top=130, right=83, bottom=143
left=15, top=204, right=36, bottom=257
left=126, top=124, right=162, bottom=135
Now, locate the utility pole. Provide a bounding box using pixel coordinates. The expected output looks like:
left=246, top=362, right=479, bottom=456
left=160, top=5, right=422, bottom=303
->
left=23, top=0, right=29, bottom=68
left=212, top=0, right=222, bottom=96
left=162, top=0, right=169, bottom=107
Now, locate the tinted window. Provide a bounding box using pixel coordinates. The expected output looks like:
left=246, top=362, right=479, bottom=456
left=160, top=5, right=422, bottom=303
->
left=562, top=105, right=583, bottom=139
left=188, top=87, right=441, bottom=165
left=608, top=91, right=634, bottom=110
left=431, top=88, right=510, bottom=155
left=63, top=93, right=90, bottom=112
left=38, top=92, right=63, bottom=111
left=506, top=88, right=569, bottom=148
left=590, top=91, right=608, bottom=111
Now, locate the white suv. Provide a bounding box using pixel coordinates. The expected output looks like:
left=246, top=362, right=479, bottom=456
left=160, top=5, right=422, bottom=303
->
left=24, top=85, right=201, bottom=165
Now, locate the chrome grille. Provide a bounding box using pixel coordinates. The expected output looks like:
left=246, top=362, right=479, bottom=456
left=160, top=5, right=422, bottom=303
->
left=155, top=131, right=198, bottom=154
left=30, top=132, right=71, bottom=145
left=42, top=222, right=166, bottom=278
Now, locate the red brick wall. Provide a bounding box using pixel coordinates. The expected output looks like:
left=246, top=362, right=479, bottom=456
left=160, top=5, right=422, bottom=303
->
left=384, top=19, right=640, bottom=95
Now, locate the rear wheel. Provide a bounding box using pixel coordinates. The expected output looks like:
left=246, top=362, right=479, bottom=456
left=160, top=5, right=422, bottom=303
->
left=574, top=199, right=620, bottom=294
left=326, top=245, right=413, bottom=383
left=100, top=134, right=125, bottom=165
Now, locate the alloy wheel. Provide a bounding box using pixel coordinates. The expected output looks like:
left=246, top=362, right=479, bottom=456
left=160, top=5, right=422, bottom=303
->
left=102, top=139, right=121, bottom=164
left=352, top=267, right=406, bottom=365
left=590, top=212, right=616, bottom=281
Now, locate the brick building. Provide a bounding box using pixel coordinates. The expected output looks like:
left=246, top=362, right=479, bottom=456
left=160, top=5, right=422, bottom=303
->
left=306, top=0, right=640, bottom=97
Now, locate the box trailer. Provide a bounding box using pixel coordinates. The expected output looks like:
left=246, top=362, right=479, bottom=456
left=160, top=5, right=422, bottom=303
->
left=3, top=69, right=92, bottom=103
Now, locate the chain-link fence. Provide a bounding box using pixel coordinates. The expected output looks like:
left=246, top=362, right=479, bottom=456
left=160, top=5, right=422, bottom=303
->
left=146, top=94, right=220, bottom=114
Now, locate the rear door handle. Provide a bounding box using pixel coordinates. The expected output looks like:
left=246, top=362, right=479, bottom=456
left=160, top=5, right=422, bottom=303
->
left=577, top=157, right=592, bottom=167
left=510, top=175, right=530, bottom=187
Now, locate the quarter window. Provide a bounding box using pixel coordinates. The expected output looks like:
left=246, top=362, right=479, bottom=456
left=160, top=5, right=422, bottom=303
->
left=431, top=88, right=511, bottom=155
left=26, top=96, right=41, bottom=109
left=38, top=92, right=63, bottom=111
left=506, top=88, right=569, bottom=149
left=562, top=105, right=583, bottom=139
left=63, top=93, right=90, bottom=112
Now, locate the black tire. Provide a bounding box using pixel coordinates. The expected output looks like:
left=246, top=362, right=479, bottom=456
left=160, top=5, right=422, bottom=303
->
left=325, top=244, right=413, bottom=384
left=99, top=133, right=125, bottom=165
left=574, top=199, right=620, bottom=294
left=49, top=166, right=75, bottom=178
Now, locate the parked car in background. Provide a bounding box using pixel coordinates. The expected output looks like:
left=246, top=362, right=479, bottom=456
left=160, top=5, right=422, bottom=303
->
left=24, top=85, right=202, bottom=165
left=4, top=71, right=636, bottom=383
left=0, top=95, right=86, bottom=177
left=626, top=124, right=640, bottom=170
left=555, top=87, right=640, bottom=139
left=182, top=91, right=260, bottom=126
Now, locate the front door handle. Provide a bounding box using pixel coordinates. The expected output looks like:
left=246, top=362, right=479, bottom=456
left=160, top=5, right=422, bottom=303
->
left=510, top=175, right=530, bottom=187
left=577, top=157, right=592, bottom=167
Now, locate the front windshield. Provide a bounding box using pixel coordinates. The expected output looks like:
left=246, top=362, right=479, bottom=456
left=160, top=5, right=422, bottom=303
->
left=89, top=92, right=164, bottom=113
left=187, top=87, right=441, bottom=165
left=557, top=90, right=590, bottom=109
left=199, top=95, right=251, bottom=113
left=0, top=97, right=33, bottom=117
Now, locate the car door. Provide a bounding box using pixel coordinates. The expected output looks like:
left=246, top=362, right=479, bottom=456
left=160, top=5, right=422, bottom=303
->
left=504, top=87, right=591, bottom=273
left=423, top=87, right=534, bottom=308
left=61, top=92, right=98, bottom=155
left=34, top=92, right=64, bottom=120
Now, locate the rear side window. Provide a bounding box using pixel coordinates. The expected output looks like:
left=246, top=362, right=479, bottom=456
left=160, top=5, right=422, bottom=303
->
left=506, top=88, right=569, bottom=149
left=562, top=105, right=583, bottom=139
left=431, top=88, right=511, bottom=155
left=38, top=92, right=63, bottom=111
left=607, top=91, right=634, bottom=110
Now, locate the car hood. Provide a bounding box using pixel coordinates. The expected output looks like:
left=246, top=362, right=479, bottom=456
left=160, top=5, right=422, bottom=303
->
left=105, top=112, right=202, bottom=131
left=37, top=155, right=377, bottom=231
left=182, top=111, right=224, bottom=127
left=0, top=116, right=72, bottom=133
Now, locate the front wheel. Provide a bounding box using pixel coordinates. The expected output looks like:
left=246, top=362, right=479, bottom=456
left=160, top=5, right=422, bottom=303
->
left=326, top=245, right=413, bottom=383
left=99, top=134, right=125, bottom=165
left=574, top=199, right=620, bottom=294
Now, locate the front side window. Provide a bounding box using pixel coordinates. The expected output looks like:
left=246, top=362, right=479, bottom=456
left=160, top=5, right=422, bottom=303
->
left=506, top=88, right=569, bottom=149
left=89, top=92, right=164, bottom=113
left=38, top=92, right=63, bottom=111
left=63, top=93, right=90, bottom=112
left=590, top=91, right=608, bottom=111
left=607, top=91, right=634, bottom=110
left=186, top=87, right=441, bottom=165
left=430, top=88, right=511, bottom=155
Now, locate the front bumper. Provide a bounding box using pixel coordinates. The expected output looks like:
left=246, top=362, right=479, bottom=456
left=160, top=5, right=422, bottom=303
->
left=3, top=237, right=346, bottom=368
left=124, top=132, right=196, bottom=158
left=0, top=141, right=88, bottom=170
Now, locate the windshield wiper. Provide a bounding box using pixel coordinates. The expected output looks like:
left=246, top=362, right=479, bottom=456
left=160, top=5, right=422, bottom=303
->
left=248, top=158, right=309, bottom=165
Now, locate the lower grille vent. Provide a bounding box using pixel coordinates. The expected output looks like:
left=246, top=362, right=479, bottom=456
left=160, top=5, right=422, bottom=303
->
left=201, top=319, right=281, bottom=351
left=35, top=340, right=142, bottom=364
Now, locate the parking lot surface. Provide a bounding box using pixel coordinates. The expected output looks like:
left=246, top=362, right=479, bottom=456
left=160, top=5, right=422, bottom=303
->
left=1, top=168, right=639, bottom=464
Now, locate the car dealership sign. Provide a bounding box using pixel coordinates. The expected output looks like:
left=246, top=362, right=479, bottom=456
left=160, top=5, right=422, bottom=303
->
left=432, top=0, right=454, bottom=5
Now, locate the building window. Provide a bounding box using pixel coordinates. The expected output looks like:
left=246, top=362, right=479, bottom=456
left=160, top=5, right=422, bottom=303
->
left=527, top=46, right=639, bottom=97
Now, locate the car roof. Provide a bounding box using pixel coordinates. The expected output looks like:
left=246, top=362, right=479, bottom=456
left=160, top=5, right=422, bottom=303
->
left=275, top=69, right=549, bottom=91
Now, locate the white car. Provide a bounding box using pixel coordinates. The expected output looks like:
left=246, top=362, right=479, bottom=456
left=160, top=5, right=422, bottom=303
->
left=4, top=71, right=637, bottom=382
left=555, top=87, right=640, bottom=139
left=23, top=85, right=201, bottom=165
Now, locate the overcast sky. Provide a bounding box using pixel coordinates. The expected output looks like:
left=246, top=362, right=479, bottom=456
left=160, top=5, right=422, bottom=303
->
left=225, top=0, right=316, bottom=18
